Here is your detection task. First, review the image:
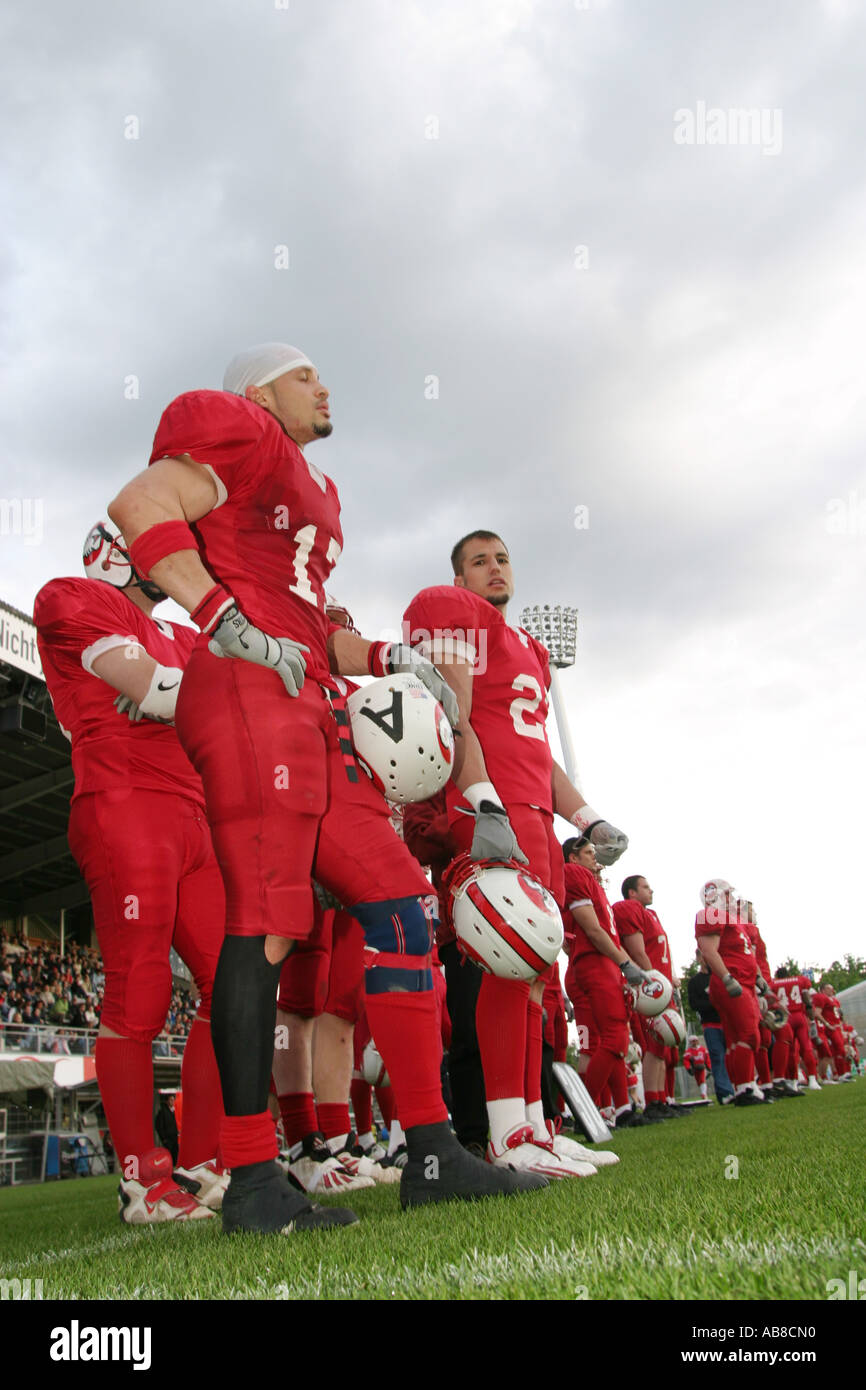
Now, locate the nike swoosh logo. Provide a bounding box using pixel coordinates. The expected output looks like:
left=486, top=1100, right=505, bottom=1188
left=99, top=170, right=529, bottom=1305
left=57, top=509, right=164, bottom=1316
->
left=157, top=681, right=180, bottom=692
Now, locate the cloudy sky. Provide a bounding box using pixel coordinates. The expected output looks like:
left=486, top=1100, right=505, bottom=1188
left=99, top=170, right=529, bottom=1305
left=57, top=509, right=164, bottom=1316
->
left=2, top=0, right=864, bottom=974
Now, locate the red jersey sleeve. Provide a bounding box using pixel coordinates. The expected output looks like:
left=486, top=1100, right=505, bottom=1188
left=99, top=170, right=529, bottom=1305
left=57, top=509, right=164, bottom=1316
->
left=402, top=792, right=455, bottom=872
left=612, top=900, right=645, bottom=938
left=526, top=634, right=551, bottom=690
left=563, top=862, right=595, bottom=908
left=403, top=586, right=487, bottom=665
left=149, top=390, right=268, bottom=501
left=34, top=578, right=139, bottom=656
left=695, top=907, right=725, bottom=938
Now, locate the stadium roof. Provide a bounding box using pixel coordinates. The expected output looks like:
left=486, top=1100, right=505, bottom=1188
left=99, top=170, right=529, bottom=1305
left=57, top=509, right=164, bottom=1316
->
left=0, top=599, right=85, bottom=919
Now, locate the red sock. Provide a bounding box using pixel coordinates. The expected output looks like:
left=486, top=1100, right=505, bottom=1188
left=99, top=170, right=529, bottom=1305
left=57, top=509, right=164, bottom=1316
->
left=220, top=1111, right=277, bottom=1168
left=364, top=990, right=446, bottom=1129
left=609, top=1058, right=629, bottom=1110
left=772, top=1036, right=790, bottom=1079
left=524, top=1001, right=544, bottom=1106
left=178, top=1017, right=223, bottom=1169
left=584, top=1047, right=618, bottom=1105
left=351, top=1079, right=373, bottom=1135
left=317, top=1101, right=351, bottom=1142
left=729, top=1046, right=755, bottom=1087
left=376, top=1084, right=395, bottom=1128
left=277, top=1091, right=318, bottom=1147
left=647, top=1090, right=665, bottom=1105
left=476, top=975, right=530, bottom=1101
left=94, top=1037, right=155, bottom=1176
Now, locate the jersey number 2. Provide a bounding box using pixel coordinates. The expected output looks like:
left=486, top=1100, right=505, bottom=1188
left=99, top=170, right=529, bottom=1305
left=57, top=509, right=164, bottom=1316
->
left=509, top=675, right=545, bottom=741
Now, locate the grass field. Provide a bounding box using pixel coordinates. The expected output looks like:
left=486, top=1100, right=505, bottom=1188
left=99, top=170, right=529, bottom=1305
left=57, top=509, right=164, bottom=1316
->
left=1, top=1084, right=863, bottom=1301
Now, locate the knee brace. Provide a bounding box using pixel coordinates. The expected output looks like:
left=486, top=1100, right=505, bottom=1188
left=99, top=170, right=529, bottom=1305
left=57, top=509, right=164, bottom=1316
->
left=352, top=895, right=435, bottom=995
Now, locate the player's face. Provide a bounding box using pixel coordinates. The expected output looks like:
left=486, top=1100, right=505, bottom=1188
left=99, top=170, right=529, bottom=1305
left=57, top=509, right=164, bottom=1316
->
left=635, top=877, right=653, bottom=905
left=262, top=366, right=331, bottom=445
left=574, top=842, right=598, bottom=872
left=455, top=538, right=514, bottom=608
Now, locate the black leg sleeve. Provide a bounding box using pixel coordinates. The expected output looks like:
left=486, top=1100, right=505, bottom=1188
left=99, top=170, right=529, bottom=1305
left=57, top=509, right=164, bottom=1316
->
left=211, top=935, right=284, bottom=1117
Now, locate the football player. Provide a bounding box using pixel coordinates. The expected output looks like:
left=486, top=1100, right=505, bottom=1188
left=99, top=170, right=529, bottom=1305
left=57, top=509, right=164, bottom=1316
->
left=563, top=837, right=655, bottom=1129
left=771, top=967, right=821, bottom=1091
left=695, top=880, right=765, bottom=1106
left=109, top=345, right=544, bottom=1234
left=404, top=532, right=628, bottom=1175
left=810, top=983, right=850, bottom=1080
left=683, top=1035, right=711, bottom=1099
left=613, top=876, right=687, bottom=1120
left=34, top=523, right=226, bottom=1222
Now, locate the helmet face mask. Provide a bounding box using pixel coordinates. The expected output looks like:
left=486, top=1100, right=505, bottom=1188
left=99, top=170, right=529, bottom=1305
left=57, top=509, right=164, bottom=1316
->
left=442, top=853, right=564, bottom=982
left=83, top=520, right=167, bottom=602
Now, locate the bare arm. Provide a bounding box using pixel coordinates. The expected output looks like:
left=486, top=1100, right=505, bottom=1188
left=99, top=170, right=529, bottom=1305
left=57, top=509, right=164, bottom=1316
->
left=696, top=934, right=728, bottom=982
left=551, top=761, right=588, bottom=820
left=89, top=645, right=161, bottom=704
left=108, top=456, right=219, bottom=613
left=620, top=930, right=652, bottom=972
left=570, top=904, right=629, bottom=967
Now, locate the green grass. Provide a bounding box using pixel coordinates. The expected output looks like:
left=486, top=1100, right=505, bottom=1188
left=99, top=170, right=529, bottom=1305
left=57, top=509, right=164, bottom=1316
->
left=1, top=1085, right=863, bottom=1300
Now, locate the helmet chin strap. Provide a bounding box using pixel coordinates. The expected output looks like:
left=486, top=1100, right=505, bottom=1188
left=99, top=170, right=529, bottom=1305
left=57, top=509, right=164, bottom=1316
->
left=132, top=574, right=168, bottom=603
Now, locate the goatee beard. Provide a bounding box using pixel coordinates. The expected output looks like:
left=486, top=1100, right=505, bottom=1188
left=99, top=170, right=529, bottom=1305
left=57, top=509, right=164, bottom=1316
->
left=313, top=421, right=333, bottom=438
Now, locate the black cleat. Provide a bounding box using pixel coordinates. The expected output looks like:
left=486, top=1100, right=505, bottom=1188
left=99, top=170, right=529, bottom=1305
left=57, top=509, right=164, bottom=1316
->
left=222, top=1160, right=359, bottom=1234
left=615, top=1108, right=661, bottom=1128
left=643, top=1102, right=676, bottom=1121
left=400, top=1122, right=547, bottom=1208
left=733, top=1091, right=767, bottom=1107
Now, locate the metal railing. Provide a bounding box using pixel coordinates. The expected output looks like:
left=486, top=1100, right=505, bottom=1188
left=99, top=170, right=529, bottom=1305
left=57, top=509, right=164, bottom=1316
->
left=0, top=1021, right=190, bottom=1059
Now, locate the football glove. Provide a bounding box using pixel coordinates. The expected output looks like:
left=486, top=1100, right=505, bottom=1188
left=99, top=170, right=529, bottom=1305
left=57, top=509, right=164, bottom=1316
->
left=570, top=805, right=628, bottom=866
left=723, top=973, right=743, bottom=998
left=620, top=959, right=650, bottom=988
left=755, top=974, right=769, bottom=996
left=208, top=605, right=308, bottom=697
left=470, top=802, right=528, bottom=864
left=382, top=644, right=460, bottom=730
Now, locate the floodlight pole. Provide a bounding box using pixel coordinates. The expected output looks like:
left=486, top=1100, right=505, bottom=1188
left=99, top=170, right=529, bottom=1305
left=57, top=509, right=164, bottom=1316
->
left=518, top=604, right=581, bottom=790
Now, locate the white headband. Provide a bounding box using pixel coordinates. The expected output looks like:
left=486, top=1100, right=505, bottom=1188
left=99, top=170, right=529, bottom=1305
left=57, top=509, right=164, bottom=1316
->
left=223, top=342, right=316, bottom=395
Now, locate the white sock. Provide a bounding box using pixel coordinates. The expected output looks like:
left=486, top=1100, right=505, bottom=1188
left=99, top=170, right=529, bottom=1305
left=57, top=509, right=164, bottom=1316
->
left=487, top=1098, right=528, bottom=1151
left=525, top=1100, right=547, bottom=1143
left=356, top=1132, right=374, bottom=1152
left=387, top=1119, right=405, bottom=1156
left=735, top=1082, right=752, bottom=1095
left=326, top=1132, right=350, bottom=1156
left=614, top=1103, right=632, bottom=1118
left=699, top=1084, right=707, bottom=1098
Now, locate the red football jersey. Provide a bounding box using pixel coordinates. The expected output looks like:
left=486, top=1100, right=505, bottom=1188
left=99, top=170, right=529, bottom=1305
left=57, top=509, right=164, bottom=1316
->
left=811, top=992, right=843, bottom=1028
left=771, top=974, right=811, bottom=1017
left=684, top=1044, right=710, bottom=1071
left=695, top=907, right=757, bottom=987
left=563, top=863, right=619, bottom=959
left=402, top=585, right=552, bottom=812
left=641, top=907, right=673, bottom=982
left=612, top=899, right=647, bottom=941
left=34, top=577, right=204, bottom=805
left=149, top=391, right=343, bottom=682
left=743, top=922, right=771, bottom=981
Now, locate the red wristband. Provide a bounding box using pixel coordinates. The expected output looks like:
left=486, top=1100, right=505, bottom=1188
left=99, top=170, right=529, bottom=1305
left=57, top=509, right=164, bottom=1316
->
left=189, top=584, right=235, bottom=633
left=128, top=520, right=198, bottom=578
left=367, top=641, right=391, bottom=678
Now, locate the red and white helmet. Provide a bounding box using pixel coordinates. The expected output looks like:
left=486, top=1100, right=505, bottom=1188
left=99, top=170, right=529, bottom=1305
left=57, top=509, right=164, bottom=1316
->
left=361, top=1040, right=389, bottom=1088
left=701, top=878, right=734, bottom=908
left=83, top=519, right=165, bottom=601
left=346, top=674, right=454, bottom=804
left=649, top=1008, right=686, bottom=1047
left=442, top=854, right=564, bottom=982
left=629, top=969, right=673, bottom=1018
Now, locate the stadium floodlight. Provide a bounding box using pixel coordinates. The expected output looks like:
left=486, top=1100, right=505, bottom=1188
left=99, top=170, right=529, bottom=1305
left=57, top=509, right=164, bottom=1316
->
left=519, top=604, right=580, bottom=787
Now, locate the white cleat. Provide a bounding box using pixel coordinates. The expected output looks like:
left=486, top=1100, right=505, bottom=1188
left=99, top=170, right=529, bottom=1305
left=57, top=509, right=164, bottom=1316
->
left=328, top=1136, right=402, bottom=1186
left=173, top=1159, right=231, bottom=1210
left=807, top=1076, right=822, bottom=1091
left=287, top=1133, right=375, bottom=1194
left=553, top=1132, right=619, bottom=1168
left=488, top=1124, right=597, bottom=1180
left=118, top=1148, right=214, bottom=1224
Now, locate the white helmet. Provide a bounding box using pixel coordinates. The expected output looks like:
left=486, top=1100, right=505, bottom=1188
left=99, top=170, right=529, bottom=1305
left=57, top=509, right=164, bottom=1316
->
left=625, top=1039, right=643, bottom=1068
left=764, top=1003, right=789, bottom=1034
left=442, top=854, right=563, bottom=982
left=701, top=878, right=733, bottom=907
left=629, top=969, right=673, bottom=1018
left=83, top=519, right=165, bottom=601
left=346, top=674, right=454, bottom=804
left=361, top=1040, right=389, bottom=1088
left=649, top=1008, right=686, bottom=1047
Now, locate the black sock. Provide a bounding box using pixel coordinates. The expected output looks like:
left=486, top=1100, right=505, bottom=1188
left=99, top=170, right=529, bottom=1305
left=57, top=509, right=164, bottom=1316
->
left=211, top=935, right=284, bottom=1116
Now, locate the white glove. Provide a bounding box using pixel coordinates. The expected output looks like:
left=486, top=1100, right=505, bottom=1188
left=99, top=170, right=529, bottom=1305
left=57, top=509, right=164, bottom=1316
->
left=381, top=644, right=459, bottom=730
left=620, top=960, right=650, bottom=988
left=723, top=973, right=743, bottom=998
left=209, top=605, right=308, bottom=697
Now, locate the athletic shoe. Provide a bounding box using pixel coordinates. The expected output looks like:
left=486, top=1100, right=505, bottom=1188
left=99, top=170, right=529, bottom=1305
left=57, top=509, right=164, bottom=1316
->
left=173, top=1159, right=231, bottom=1210
left=401, top=1121, right=547, bottom=1207
left=118, top=1147, right=214, bottom=1224
left=287, top=1132, right=375, bottom=1194
left=365, top=1142, right=388, bottom=1163
left=822, top=1076, right=839, bottom=1085
left=486, top=1124, right=594, bottom=1179
left=381, top=1143, right=409, bottom=1169
left=807, top=1076, right=822, bottom=1091
left=222, top=1160, right=359, bottom=1235
left=734, top=1091, right=767, bottom=1107
left=552, top=1129, right=619, bottom=1168
left=527, top=1130, right=598, bottom=1178
left=328, top=1132, right=402, bottom=1186
left=772, top=1080, right=805, bottom=1100
left=615, top=1108, right=662, bottom=1128
left=462, top=1141, right=488, bottom=1163
left=644, top=1101, right=676, bottom=1121
left=664, top=1102, right=697, bottom=1116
